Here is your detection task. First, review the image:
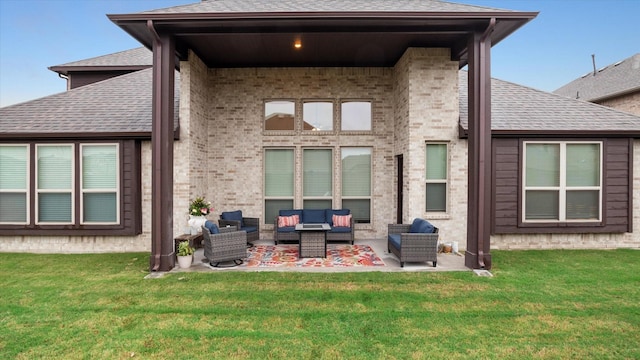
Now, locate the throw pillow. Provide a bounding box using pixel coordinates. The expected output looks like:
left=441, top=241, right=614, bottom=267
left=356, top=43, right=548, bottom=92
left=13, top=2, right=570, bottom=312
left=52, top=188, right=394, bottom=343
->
left=278, top=214, right=300, bottom=228
left=204, top=220, right=220, bottom=234
left=332, top=214, right=352, bottom=227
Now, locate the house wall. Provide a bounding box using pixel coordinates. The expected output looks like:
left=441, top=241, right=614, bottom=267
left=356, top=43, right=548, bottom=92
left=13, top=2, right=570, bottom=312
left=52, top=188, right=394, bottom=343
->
left=596, top=91, right=640, bottom=116
left=175, top=48, right=468, bottom=243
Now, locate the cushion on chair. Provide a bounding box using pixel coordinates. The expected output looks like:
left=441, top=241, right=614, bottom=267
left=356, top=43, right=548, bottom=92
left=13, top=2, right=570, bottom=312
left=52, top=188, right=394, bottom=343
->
left=388, top=234, right=401, bottom=249
left=241, top=226, right=258, bottom=234
left=332, top=214, right=352, bottom=227
left=409, top=218, right=435, bottom=234
left=326, top=209, right=350, bottom=226
left=329, top=226, right=352, bottom=233
left=221, top=210, right=244, bottom=227
left=277, top=215, right=300, bottom=228
left=204, top=220, right=220, bottom=234
left=277, top=226, right=297, bottom=233
left=302, top=209, right=326, bottom=223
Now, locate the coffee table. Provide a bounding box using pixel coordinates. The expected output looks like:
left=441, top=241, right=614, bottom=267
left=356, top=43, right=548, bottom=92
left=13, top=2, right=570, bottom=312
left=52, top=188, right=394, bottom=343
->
left=295, top=223, right=330, bottom=258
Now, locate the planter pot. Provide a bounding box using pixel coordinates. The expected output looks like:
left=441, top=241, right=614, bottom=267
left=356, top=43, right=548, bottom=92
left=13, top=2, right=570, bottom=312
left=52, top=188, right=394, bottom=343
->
left=177, top=254, right=193, bottom=269
left=188, top=215, right=207, bottom=234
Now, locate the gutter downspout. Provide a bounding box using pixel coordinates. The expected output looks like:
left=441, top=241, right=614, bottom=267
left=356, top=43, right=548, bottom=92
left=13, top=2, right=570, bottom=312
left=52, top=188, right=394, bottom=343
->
left=476, top=17, right=495, bottom=269
left=147, top=19, right=162, bottom=272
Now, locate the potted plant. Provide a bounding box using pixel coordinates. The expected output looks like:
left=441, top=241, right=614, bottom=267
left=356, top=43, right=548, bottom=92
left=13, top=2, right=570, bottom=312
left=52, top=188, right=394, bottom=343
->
left=187, top=196, right=213, bottom=234
left=176, top=240, right=195, bottom=269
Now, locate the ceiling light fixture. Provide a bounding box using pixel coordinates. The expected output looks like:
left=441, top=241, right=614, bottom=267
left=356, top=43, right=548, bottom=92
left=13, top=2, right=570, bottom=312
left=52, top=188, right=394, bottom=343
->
left=294, top=40, right=302, bottom=49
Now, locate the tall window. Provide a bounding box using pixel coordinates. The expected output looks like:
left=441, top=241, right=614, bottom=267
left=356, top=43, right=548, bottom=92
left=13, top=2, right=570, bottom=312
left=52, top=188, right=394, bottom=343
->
left=303, top=101, right=333, bottom=131
left=37, top=144, right=73, bottom=224
left=303, top=149, right=333, bottom=209
left=523, top=142, right=602, bottom=222
left=341, top=101, right=372, bottom=131
left=0, top=145, right=29, bottom=223
left=265, top=149, right=294, bottom=222
left=81, top=144, right=119, bottom=224
left=342, top=147, right=371, bottom=223
left=264, top=100, right=295, bottom=130
left=425, top=143, right=448, bottom=212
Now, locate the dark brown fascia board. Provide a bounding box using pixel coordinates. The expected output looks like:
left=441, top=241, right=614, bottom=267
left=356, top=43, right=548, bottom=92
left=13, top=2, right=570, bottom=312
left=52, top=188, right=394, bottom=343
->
left=457, top=126, right=640, bottom=139
left=48, top=65, right=152, bottom=76
left=588, top=86, right=640, bottom=103
left=0, top=128, right=180, bottom=141
left=0, top=132, right=151, bottom=140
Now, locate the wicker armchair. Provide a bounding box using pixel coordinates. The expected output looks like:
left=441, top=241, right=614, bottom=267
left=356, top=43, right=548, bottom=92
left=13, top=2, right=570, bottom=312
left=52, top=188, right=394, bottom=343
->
left=202, top=225, right=247, bottom=267
left=219, top=210, right=259, bottom=245
left=387, top=221, right=439, bottom=267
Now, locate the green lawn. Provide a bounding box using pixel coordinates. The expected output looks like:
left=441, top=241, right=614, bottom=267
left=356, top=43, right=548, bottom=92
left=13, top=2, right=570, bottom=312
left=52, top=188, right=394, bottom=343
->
left=1, top=249, right=638, bottom=359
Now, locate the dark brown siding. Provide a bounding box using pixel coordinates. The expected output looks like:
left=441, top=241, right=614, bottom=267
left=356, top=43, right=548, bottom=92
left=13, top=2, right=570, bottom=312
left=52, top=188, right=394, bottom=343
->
left=0, top=139, right=142, bottom=236
left=492, top=138, right=632, bottom=234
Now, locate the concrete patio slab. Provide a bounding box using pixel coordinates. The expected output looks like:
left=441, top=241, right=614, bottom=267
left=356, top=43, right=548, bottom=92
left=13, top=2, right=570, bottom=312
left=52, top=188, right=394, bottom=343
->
left=170, top=238, right=469, bottom=273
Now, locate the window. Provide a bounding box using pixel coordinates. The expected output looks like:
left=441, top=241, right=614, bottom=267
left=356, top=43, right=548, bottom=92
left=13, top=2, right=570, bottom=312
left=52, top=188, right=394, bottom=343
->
left=37, top=144, right=74, bottom=224
left=303, top=149, right=333, bottom=209
left=425, top=143, right=448, bottom=212
left=342, top=148, right=371, bottom=223
left=81, top=144, right=119, bottom=224
left=303, top=101, right=333, bottom=131
left=264, top=149, right=294, bottom=222
left=523, top=142, right=602, bottom=222
left=264, top=100, right=295, bottom=131
left=0, top=145, right=29, bottom=224
left=341, top=101, right=372, bottom=131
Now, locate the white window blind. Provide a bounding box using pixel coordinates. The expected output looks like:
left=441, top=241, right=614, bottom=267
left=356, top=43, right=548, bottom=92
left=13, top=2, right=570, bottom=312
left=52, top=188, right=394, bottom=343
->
left=425, top=143, right=448, bottom=212
left=82, top=145, right=118, bottom=223
left=341, top=147, right=371, bottom=223
left=0, top=145, right=28, bottom=223
left=37, top=145, right=73, bottom=223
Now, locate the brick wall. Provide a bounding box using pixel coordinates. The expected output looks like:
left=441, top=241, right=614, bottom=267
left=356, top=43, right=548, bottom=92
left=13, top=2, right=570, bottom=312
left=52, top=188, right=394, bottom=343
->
left=596, top=91, right=640, bottom=116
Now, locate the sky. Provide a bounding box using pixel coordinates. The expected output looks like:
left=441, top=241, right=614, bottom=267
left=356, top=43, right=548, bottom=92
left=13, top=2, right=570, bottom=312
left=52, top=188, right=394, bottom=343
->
left=0, top=0, right=638, bottom=108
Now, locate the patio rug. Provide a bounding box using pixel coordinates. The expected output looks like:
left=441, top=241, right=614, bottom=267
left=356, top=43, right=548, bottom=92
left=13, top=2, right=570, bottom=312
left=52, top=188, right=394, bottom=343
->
left=246, top=244, right=386, bottom=268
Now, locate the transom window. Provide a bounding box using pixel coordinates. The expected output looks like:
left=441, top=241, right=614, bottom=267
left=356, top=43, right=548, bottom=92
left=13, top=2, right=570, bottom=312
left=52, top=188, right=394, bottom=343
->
left=303, top=101, right=333, bottom=131
left=425, top=143, right=448, bottom=212
left=341, top=101, right=372, bottom=131
left=523, top=141, right=602, bottom=222
left=264, top=100, right=295, bottom=131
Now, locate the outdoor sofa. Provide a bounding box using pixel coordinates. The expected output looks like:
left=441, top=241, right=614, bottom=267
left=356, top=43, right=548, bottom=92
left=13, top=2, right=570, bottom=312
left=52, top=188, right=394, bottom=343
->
left=387, top=218, right=439, bottom=267
left=274, top=209, right=354, bottom=245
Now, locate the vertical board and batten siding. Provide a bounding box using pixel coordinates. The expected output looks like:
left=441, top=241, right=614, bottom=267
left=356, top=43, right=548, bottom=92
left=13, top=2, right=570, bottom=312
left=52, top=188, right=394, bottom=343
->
left=492, top=138, right=631, bottom=234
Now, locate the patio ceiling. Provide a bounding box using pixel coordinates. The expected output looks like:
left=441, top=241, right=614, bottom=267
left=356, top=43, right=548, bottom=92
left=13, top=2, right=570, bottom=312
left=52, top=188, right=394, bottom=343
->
left=108, top=12, right=537, bottom=68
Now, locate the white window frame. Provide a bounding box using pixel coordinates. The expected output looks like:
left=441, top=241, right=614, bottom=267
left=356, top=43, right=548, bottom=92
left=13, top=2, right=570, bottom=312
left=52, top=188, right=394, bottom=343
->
left=425, top=142, right=449, bottom=213
left=35, top=144, right=75, bottom=225
left=0, top=144, right=30, bottom=225
left=80, top=144, right=120, bottom=225
left=522, top=141, right=603, bottom=223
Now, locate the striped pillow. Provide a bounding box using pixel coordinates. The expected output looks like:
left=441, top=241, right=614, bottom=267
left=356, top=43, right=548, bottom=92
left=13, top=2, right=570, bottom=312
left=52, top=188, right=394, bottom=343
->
left=278, top=214, right=299, bottom=228
left=332, top=214, right=352, bottom=227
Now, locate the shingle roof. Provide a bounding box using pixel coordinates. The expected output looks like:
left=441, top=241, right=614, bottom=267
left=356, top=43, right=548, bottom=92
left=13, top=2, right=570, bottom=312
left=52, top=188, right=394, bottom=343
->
left=459, top=70, right=640, bottom=134
left=553, top=53, right=640, bottom=102
left=141, top=0, right=511, bottom=14
left=0, top=68, right=179, bottom=138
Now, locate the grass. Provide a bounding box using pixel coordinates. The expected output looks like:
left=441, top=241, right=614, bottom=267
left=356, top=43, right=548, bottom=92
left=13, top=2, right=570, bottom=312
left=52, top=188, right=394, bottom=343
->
left=1, top=250, right=639, bottom=359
